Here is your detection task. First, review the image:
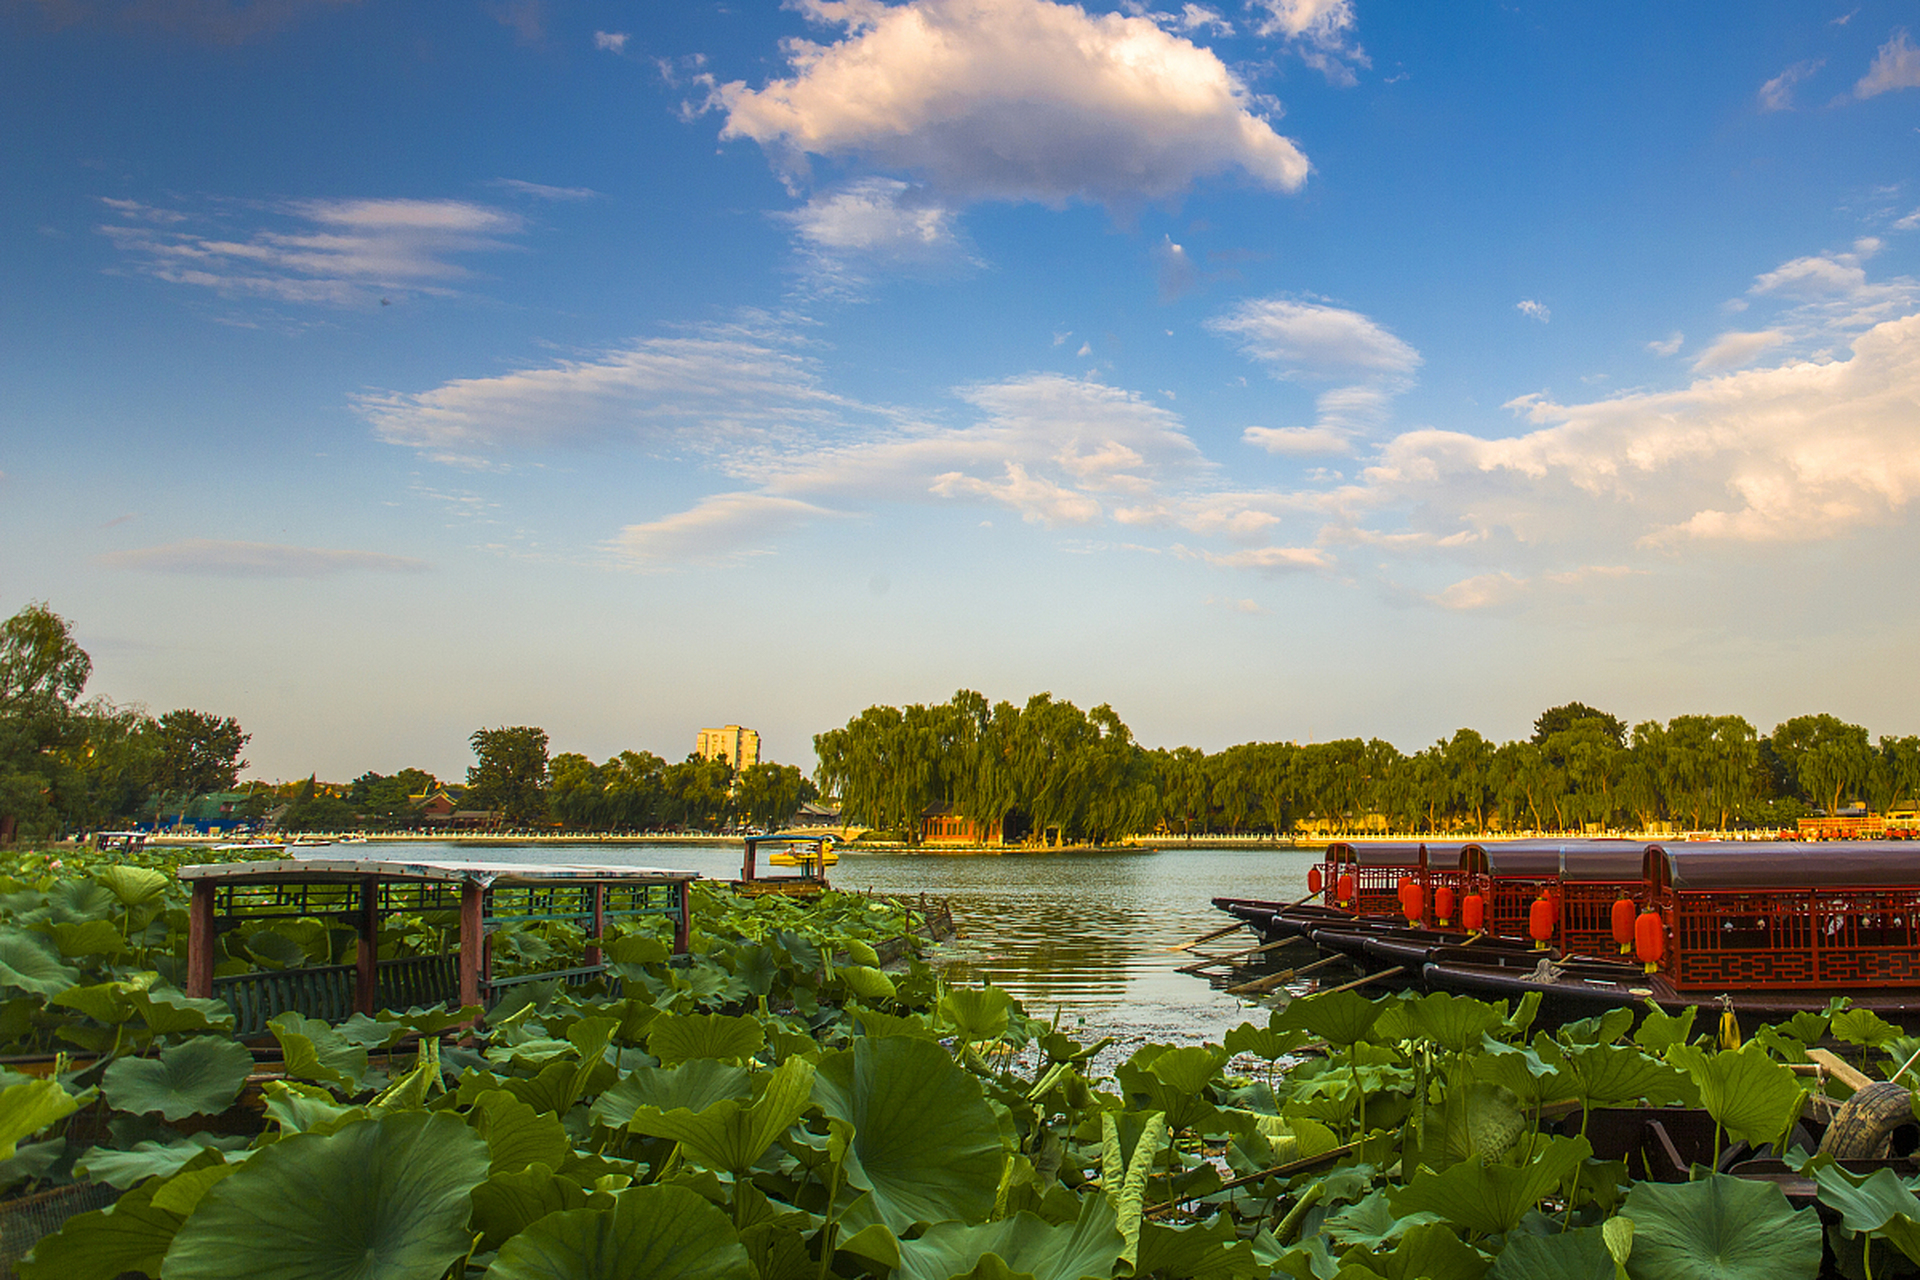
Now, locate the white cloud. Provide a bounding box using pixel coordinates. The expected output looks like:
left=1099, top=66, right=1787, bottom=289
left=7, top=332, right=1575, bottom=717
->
left=1157, top=236, right=1198, bottom=300
left=1757, top=59, right=1822, bottom=111
left=1175, top=4, right=1231, bottom=36
left=780, top=178, right=974, bottom=293
left=1243, top=425, right=1351, bottom=455
left=1647, top=331, right=1684, bottom=357
left=1182, top=544, right=1332, bottom=574
left=593, top=30, right=628, bottom=52
left=613, top=494, right=840, bottom=567
left=1516, top=298, right=1550, bottom=324
left=1432, top=571, right=1526, bottom=611
left=931, top=462, right=1104, bottom=526
left=1898, top=207, right=1920, bottom=232
left=1248, top=0, right=1367, bottom=85
left=99, top=196, right=525, bottom=307
left=97, top=540, right=429, bottom=577
left=492, top=179, right=600, bottom=201
left=1207, top=298, right=1420, bottom=378
left=1856, top=29, right=1920, bottom=98
left=1751, top=251, right=1869, bottom=298
left=716, top=0, right=1309, bottom=208
left=1690, top=329, right=1787, bottom=371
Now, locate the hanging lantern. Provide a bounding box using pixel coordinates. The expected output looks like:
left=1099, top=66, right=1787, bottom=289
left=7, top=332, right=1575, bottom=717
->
left=1462, top=892, right=1485, bottom=932
left=1434, top=885, right=1456, bottom=927
left=1307, top=865, right=1323, bottom=895
left=1336, top=873, right=1356, bottom=907
left=1398, top=877, right=1423, bottom=926
left=1634, top=911, right=1665, bottom=973
left=1610, top=897, right=1636, bottom=955
left=1528, top=895, right=1555, bottom=950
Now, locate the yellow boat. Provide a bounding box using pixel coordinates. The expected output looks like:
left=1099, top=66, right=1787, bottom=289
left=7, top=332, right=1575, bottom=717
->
left=766, top=839, right=839, bottom=867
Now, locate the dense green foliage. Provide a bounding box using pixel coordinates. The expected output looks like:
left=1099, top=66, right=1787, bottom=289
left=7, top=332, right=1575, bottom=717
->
left=818, top=694, right=1920, bottom=841
left=0, top=845, right=1911, bottom=1279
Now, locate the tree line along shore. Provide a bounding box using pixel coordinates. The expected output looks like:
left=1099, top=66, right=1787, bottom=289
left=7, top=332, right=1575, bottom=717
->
left=3, top=602, right=1914, bottom=847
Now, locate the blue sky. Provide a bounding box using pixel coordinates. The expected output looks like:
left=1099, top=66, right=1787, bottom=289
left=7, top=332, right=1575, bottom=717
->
left=4, top=0, right=1919, bottom=782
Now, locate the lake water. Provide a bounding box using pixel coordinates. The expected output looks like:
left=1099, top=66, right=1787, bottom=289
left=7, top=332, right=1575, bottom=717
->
left=335, top=841, right=1323, bottom=1045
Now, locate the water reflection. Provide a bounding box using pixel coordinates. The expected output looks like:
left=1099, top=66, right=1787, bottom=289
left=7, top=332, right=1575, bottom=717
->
left=331, top=841, right=1320, bottom=1043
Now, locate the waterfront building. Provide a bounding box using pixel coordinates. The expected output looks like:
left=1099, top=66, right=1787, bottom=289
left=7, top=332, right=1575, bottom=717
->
left=695, top=725, right=761, bottom=769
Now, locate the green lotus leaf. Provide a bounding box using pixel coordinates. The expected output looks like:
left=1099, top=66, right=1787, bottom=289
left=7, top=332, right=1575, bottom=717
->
left=270, top=1010, right=371, bottom=1091
left=1473, top=1035, right=1571, bottom=1108
left=1631, top=1004, right=1697, bottom=1054
left=46, top=919, right=128, bottom=958
left=1833, top=1007, right=1903, bottom=1051
left=1321, top=1190, right=1444, bottom=1251
left=1484, top=1226, right=1613, bottom=1280
left=593, top=1060, right=753, bottom=1129
left=470, top=1088, right=575, bottom=1175
left=1813, top=1165, right=1920, bottom=1264
left=44, top=878, right=120, bottom=924
left=97, top=866, right=169, bottom=910
left=242, top=928, right=310, bottom=970
left=379, top=1003, right=484, bottom=1037
left=628, top=1057, right=815, bottom=1175
left=841, top=937, right=882, bottom=968
left=1134, top=1211, right=1261, bottom=1280
left=77, top=1133, right=247, bottom=1188
left=1406, top=993, right=1507, bottom=1056
left=939, top=985, right=1014, bottom=1043
left=1389, top=1135, right=1592, bottom=1237
left=52, top=978, right=144, bottom=1024
left=1554, top=1007, right=1636, bottom=1048
left=102, top=1037, right=255, bottom=1121
left=896, top=1193, right=1122, bottom=1280
left=0, top=1076, right=85, bottom=1160
left=1223, top=1022, right=1305, bottom=1062
left=1360, top=1220, right=1489, bottom=1280
left=1428, top=1080, right=1527, bottom=1166
left=1620, top=1173, right=1821, bottom=1280
left=1148, top=1045, right=1231, bottom=1097
left=0, top=929, right=81, bottom=998
left=486, top=1183, right=752, bottom=1280
left=837, top=965, right=897, bottom=1001
left=811, top=1035, right=1006, bottom=1232
left=262, top=1079, right=369, bottom=1135
left=160, top=1110, right=490, bottom=1280
left=132, top=987, right=235, bottom=1037
left=603, top=934, right=670, bottom=966
left=1273, top=988, right=1386, bottom=1048
left=853, top=1006, right=939, bottom=1040
left=149, top=1157, right=241, bottom=1218
left=1666, top=1044, right=1806, bottom=1152
left=648, top=1012, right=766, bottom=1066
left=470, top=1162, right=597, bottom=1251
left=18, top=1172, right=183, bottom=1280
left=1554, top=1042, right=1696, bottom=1112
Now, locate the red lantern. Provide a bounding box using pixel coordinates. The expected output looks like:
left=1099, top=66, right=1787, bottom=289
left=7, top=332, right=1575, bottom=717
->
left=1634, top=911, right=1665, bottom=973
left=1462, top=892, right=1485, bottom=932
left=1398, top=877, right=1423, bottom=925
left=1307, top=865, right=1323, bottom=895
left=1610, top=897, right=1636, bottom=954
left=1434, top=886, right=1455, bottom=927
left=1336, top=873, right=1356, bottom=907
left=1528, top=896, right=1555, bottom=949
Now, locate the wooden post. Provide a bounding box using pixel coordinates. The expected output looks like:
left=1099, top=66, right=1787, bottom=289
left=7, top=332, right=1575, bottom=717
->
left=186, top=881, right=215, bottom=999
left=741, top=840, right=756, bottom=883
left=354, top=876, right=379, bottom=1016
left=458, top=880, right=485, bottom=1009
left=585, top=882, right=605, bottom=968
left=673, top=879, right=691, bottom=955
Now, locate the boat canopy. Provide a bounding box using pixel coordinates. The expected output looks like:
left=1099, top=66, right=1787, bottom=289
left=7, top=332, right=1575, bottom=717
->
left=1327, top=842, right=1425, bottom=868
left=1645, top=841, right=1920, bottom=891
left=1457, top=842, right=1560, bottom=878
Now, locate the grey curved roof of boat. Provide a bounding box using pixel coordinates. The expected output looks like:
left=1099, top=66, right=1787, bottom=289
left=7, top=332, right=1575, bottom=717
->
left=1453, top=839, right=1646, bottom=879
left=1327, top=841, right=1425, bottom=867
left=1647, top=841, right=1920, bottom=890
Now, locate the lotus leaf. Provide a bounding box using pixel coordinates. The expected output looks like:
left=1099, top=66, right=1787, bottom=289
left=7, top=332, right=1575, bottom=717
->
left=1322, top=1190, right=1444, bottom=1251
left=486, top=1183, right=751, bottom=1280
left=132, top=987, right=235, bottom=1036
left=812, top=1034, right=1006, bottom=1232
left=1224, top=1022, right=1305, bottom=1062
left=241, top=928, right=307, bottom=969
left=1358, top=1221, right=1489, bottom=1280
left=604, top=934, right=670, bottom=965
left=837, top=965, right=897, bottom=1001
left=842, top=937, right=882, bottom=968
left=854, top=1006, right=938, bottom=1040
left=1428, top=1081, right=1527, bottom=1165
left=1666, top=1044, right=1805, bottom=1152
left=262, top=1080, right=369, bottom=1134
left=1620, top=1173, right=1821, bottom=1280
left=470, top=1162, right=598, bottom=1250
left=897, top=1195, right=1123, bottom=1280
left=46, top=919, right=127, bottom=958
left=1103, top=1110, right=1168, bottom=1266
left=1134, top=1212, right=1262, bottom=1279
left=1406, top=993, right=1507, bottom=1056
left=97, top=866, right=169, bottom=910
left=1274, top=989, right=1386, bottom=1048
left=149, top=1156, right=241, bottom=1217
left=594, top=1060, right=753, bottom=1129
left=0, top=1075, right=84, bottom=1159
left=1631, top=1005, right=1697, bottom=1054
left=52, top=977, right=144, bottom=1024
left=1812, top=1164, right=1920, bottom=1263
left=160, top=1110, right=491, bottom=1280
left=1556, top=1007, right=1635, bottom=1048
left=1553, top=1042, right=1695, bottom=1114
left=1473, top=1035, right=1570, bottom=1108
left=1833, top=1007, right=1903, bottom=1052
left=0, top=929, right=80, bottom=997
left=102, top=1036, right=254, bottom=1121
left=1483, top=1226, right=1612, bottom=1280
left=648, top=1012, right=766, bottom=1066
left=940, top=985, right=1015, bottom=1043
left=470, top=1088, right=575, bottom=1175
left=270, top=1010, right=371, bottom=1091
left=627, top=1056, right=814, bottom=1176
left=77, top=1133, right=248, bottom=1188
left=18, top=1172, right=183, bottom=1280
left=1389, top=1135, right=1591, bottom=1237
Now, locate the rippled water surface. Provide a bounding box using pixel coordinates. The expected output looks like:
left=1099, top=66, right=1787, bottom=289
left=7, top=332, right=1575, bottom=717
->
left=337, top=841, right=1322, bottom=1044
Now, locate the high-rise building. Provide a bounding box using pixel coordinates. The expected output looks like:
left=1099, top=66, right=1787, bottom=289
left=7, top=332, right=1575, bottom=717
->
left=694, top=725, right=761, bottom=769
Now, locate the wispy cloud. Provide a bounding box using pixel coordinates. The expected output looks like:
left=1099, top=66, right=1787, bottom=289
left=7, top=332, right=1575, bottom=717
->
left=97, top=540, right=429, bottom=577
left=1646, top=331, right=1684, bottom=357
left=1856, top=29, right=1920, bottom=98
left=780, top=179, right=977, bottom=297
left=1248, top=0, right=1368, bottom=86
left=1208, top=297, right=1419, bottom=448
left=593, top=30, right=628, bottom=53
left=98, top=195, right=526, bottom=307
left=1516, top=299, right=1550, bottom=324
left=491, top=179, right=600, bottom=201
left=1757, top=59, right=1823, bottom=111
left=715, top=0, right=1309, bottom=209
left=1690, top=329, right=1786, bottom=371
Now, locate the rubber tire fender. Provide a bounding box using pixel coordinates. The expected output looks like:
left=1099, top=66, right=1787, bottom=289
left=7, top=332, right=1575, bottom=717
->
left=1819, top=1081, right=1919, bottom=1160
